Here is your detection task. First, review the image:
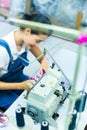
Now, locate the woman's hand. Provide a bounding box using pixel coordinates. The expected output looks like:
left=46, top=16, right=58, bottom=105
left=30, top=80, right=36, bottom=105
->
left=40, top=58, right=49, bottom=74
left=21, top=80, right=34, bottom=90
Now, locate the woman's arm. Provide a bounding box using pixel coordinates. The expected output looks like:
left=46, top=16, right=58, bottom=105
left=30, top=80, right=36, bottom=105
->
left=0, top=80, right=33, bottom=90
left=30, top=46, right=44, bottom=63
left=30, top=46, right=49, bottom=73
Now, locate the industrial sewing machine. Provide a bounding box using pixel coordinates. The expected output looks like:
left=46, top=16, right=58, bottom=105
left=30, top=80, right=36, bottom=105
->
left=7, top=17, right=87, bottom=130
left=26, top=67, right=70, bottom=127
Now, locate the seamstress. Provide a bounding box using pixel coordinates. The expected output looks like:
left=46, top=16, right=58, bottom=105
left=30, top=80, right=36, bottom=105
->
left=0, top=13, right=51, bottom=110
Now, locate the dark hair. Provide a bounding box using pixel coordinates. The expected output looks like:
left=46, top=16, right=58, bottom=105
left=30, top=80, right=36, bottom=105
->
left=22, top=13, right=51, bottom=24
left=19, top=13, right=51, bottom=35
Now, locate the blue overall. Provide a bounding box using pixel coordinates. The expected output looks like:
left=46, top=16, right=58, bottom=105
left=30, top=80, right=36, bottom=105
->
left=0, top=39, right=29, bottom=109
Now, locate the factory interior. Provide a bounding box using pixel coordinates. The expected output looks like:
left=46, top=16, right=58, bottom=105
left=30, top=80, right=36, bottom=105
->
left=0, top=0, right=87, bottom=130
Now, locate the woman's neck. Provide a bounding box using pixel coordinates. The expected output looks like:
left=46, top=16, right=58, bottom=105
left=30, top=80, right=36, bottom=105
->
left=14, top=30, right=24, bottom=51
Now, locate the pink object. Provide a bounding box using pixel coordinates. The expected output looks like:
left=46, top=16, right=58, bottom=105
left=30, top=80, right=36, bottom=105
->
left=30, top=77, right=37, bottom=81
left=77, top=33, right=87, bottom=45
left=0, top=0, right=11, bottom=8
left=41, top=70, right=46, bottom=75
left=36, top=75, right=40, bottom=78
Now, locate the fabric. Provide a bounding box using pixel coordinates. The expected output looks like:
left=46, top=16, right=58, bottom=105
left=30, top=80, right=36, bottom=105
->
left=0, top=30, right=30, bottom=109
left=0, top=0, right=11, bottom=9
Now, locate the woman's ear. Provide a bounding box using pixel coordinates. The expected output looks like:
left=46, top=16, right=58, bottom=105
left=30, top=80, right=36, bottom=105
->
left=25, top=28, right=31, bottom=35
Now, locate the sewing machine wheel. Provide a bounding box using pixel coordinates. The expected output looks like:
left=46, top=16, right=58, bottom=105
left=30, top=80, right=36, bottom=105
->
left=27, top=106, right=38, bottom=118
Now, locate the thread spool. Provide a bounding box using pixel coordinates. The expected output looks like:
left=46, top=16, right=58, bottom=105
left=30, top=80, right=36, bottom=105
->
left=69, top=110, right=77, bottom=130
left=8, top=114, right=34, bottom=130
left=84, top=124, right=87, bottom=130
left=74, top=91, right=87, bottom=112
left=41, top=120, right=49, bottom=130
left=15, top=107, right=25, bottom=127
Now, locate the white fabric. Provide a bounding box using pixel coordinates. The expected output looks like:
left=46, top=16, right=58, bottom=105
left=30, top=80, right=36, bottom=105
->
left=0, top=30, right=26, bottom=77
left=37, top=0, right=50, bottom=4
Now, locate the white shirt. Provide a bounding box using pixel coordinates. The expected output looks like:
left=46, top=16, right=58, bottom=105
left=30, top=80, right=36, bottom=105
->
left=0, top=30, right=26, bottom=77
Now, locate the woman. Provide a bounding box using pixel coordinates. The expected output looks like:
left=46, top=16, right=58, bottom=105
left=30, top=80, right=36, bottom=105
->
left=0, top=13, right=51, bottom=109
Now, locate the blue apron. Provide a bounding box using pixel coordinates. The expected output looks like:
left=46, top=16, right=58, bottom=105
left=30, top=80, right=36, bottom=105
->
left=0, top=39, right=29, bottom=109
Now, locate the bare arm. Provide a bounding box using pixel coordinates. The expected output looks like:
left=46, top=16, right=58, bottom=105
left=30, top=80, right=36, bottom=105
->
left=30, top=46, right=49, bottom=73
left=30, top=46, right=44, bottom=63
left=0, top=81, right=23, bottom=90
left=0, top=80, right=33, bottom=90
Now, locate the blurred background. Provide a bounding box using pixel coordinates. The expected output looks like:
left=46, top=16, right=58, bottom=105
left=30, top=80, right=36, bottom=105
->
left=0, top=0, right=87, bottom=28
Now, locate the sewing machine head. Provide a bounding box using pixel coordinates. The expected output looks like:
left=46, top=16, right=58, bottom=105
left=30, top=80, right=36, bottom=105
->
left=26, top=67, right=69, bottom=127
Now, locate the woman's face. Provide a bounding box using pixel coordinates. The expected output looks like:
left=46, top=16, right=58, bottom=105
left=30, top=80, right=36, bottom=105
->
left=23, top=28, right=47, bottom=49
